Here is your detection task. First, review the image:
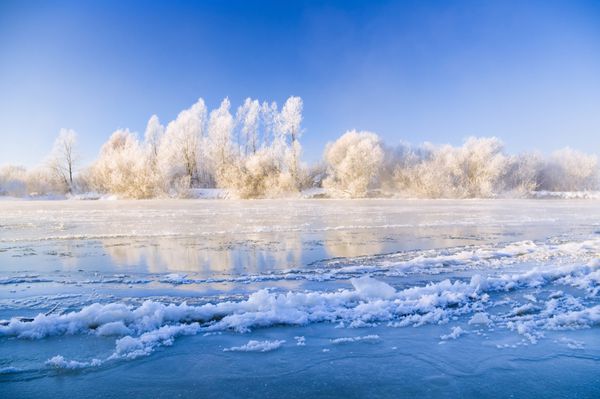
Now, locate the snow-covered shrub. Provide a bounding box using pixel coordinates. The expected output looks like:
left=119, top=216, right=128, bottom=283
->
left=209, top=96, right=305, bottom=198
left=391, top=137, right=510, bottom=198
left=386, top=138, right=600, bottom=197
left=0, top=165, right=28, bottom=196
left=25, top=167, right=64, bottom=196
left=305, top=162, right=327, bottom=189
left=537, top=148, right=599, bottom=191
left=458, top=137, right=510, bottom=197
left=501, top=152, right=542, bottom=195
left=0, top=164, right=67, bottom=197
left=82, top=96, right=308, bottom=199
left=379, top=143, right=422, bottom=194
left=89, top=129, right=158, bottom=198
left=323, top=130, right=384, bottom=198
left=221, top=148, right=281, bottom=198
left=157, top=98, right=208, bottom=191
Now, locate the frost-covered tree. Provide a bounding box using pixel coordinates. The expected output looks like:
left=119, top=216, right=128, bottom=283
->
left=0, top=165, right=28, bottom=196
left=0, top=164, right=66, bottom=197
left=538, top=148, right=599, bottom=191
left=236, top=98, right=260, bottom=155
left=502, top=152, right=542, bottom=195
left=82, top=96, right=308, bottom=199
left=28, top=167, right=63, bottom=196
left=392, top=137, right=510, bottom=198
left=323, top=130, right=384, bottom=198
left=216, top=97, right=308, bottom=198
left=223, top=147, right=282, bottom=198
left=143, top=115, right=165, bottom=191
left=144, top=115, right=164, bottom=161
left=157, top=98, right=207, bottom=190
left=89, top=129, right=157, bottom=198
left=458, top=137, right=510, bottom=197
left=47, top=128, right=78, bottom=193
left=278, top=96, right=303, bottom=188
left=278, top=97, right=303, bottom=144
left=260, top=101, right=278, bottom=148
left=13, top=94, right=600, bottom=200
left=207, top=98, right=235, bottom=187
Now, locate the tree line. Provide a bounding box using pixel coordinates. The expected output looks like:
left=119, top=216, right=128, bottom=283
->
left=1, top=96, right=599, bottom=199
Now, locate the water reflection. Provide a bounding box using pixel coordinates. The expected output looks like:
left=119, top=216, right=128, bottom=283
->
left=103, top=238, right=235, bottom=274
left=323, top=229, right=385, bottom=258
left=100, top=232, right=305, bottom=275
left=98, top=226, right=391, bottom=275
left=96, top=225, right=540, bottom=275
left=3, top=199, right=595, bottom=276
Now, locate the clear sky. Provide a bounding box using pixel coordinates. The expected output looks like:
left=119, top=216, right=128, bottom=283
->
left=1, top=0, right=600, bottom=167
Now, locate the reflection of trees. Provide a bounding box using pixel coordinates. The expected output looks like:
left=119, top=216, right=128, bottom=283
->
left=320, top=202, right=385, bottom=258
left=102, top=237, right=234, bottom=274
left=323, top=228, right=384, bottom=258
left=100, top=232, right=303, bottom=275
left=269, top=233, right=303, bottom=271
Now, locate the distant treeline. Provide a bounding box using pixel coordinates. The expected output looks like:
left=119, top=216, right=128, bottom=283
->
left=1, top=97, right=599, bottom=199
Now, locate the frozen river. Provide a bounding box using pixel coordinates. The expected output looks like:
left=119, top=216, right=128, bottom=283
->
left=1, top=199, right=599, bottom=398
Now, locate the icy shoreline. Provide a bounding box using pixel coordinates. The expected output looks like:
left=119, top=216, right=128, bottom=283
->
left=1, top=199, right=599, bottom=397
left=3, top=189, right=600, bottom=201
left=2, top=256, right=599, bottom=370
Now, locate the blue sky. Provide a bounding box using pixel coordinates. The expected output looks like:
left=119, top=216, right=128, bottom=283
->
left=1, top=0, right=600, bottom=166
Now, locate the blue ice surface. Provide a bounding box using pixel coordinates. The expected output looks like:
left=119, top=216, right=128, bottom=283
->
left=1, top=199, right=600, bottom=398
